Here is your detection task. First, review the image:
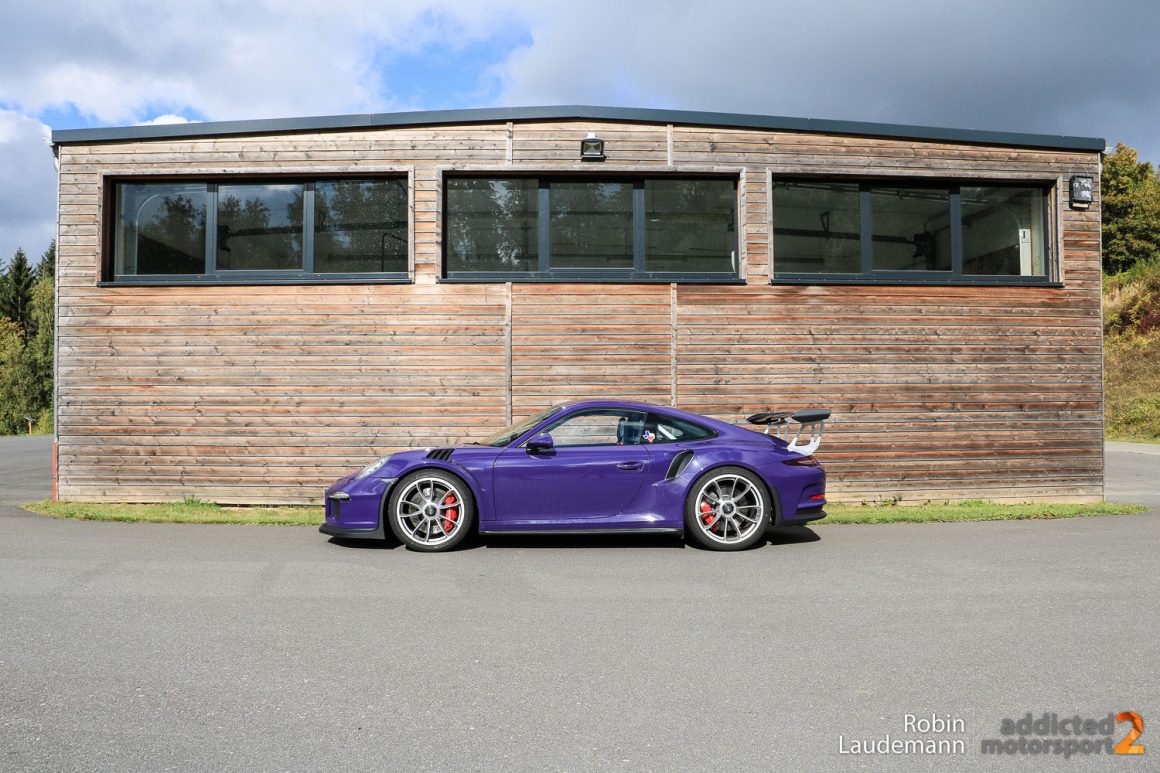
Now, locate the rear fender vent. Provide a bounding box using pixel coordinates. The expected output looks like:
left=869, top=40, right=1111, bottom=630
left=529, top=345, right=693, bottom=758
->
left=665, top=450, right=695, bottom=481
left=426, top=448, right=455, bottom=461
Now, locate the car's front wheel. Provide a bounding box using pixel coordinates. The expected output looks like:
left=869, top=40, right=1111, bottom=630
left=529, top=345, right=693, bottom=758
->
left=684, top=466, right=771, bottom=551
left=387, top=470, right=474, bottom=552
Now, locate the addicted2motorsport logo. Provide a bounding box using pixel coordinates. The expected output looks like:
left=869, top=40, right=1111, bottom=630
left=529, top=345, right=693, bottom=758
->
left=981, top=711, right=1145, bottom=758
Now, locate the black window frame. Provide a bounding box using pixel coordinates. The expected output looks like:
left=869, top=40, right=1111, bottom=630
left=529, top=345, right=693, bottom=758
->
left=441, top=174, right=742, bottom=284
left=770, top=178, right=1058, bottom=287
left=102, top=175, right=411, bottom=285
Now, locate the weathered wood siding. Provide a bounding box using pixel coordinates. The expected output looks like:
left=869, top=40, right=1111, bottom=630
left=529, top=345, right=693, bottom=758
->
left=55, top=120, right=1103, bottom=504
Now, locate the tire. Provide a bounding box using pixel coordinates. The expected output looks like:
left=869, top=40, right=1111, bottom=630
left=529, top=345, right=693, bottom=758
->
left=387, top=469, right=474, bottom=552
left=684, top=466, right=771, bottom=551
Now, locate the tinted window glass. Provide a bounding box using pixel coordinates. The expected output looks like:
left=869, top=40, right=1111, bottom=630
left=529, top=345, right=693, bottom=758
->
left=445, top=178, right=538, bottom=273
left=115, top=183, right=207, bottom=275
left=549, top=181, right=634, bottom=269
left=443, top=176, right=739, bottom=278
left=961, top=186, right=1047, bottom=276
left=646, top=179, right=736, bottom=272
left=774, top=179, right=1055, bottom=282
left=543, top=409, right=648, bottom=447
left=217, top=183, right=304, bottom=270
left=771, top=181, right=861, bottom=273
left=314, top=179, right=408, bottom=273
left=645, top=412, right=715, bottom=443
left=870, top=186, right=952, bottom=272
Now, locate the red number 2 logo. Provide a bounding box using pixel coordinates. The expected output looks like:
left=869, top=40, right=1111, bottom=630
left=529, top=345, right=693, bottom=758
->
left=1115, top=712, right=1145, bottom=755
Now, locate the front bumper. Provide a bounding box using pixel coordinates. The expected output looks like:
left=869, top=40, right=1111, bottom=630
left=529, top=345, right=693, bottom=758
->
left=320, top=476, right=394, bottom=540
left=319, top=522, right=384, bottom=539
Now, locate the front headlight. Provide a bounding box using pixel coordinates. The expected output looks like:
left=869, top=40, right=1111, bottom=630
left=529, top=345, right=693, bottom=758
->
left=354, top=456, right=391, bottom=480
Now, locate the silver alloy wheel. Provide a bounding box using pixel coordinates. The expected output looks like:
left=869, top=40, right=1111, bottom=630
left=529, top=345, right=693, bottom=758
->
left=693, top=472, right=766, bottom=545
left=394, top=476, right=466, bottom=547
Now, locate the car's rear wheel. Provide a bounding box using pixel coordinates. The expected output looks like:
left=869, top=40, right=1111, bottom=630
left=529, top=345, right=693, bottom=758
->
left=685, top=466, right=770, bottom=551
left=387, top=470, right=474, bottom=552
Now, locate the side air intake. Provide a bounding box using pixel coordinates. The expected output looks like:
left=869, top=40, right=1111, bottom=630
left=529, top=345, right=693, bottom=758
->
left=426, top=448, right=455, bottom=461
left=665, top=450, right=694, bottom=481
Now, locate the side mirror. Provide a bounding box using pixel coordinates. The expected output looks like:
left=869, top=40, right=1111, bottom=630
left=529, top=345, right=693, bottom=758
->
left=526, top=432, right=554, bottom=452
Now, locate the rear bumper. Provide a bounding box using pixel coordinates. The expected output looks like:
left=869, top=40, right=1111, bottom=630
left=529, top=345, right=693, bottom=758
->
left=783, top=508, right=826, bottom=525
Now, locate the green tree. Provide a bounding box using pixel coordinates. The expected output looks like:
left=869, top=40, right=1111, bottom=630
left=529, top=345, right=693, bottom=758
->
left=37, top=239, right=55, bottom=280
left=0, top=242, right=56, bottom=435
left=0, top=247, right=35, bottom=334
left=1102, top=143, right=1160, bottom=274
left=0, top=317, right=37, bottom=434
left=27, top=275, right=54, bottom=414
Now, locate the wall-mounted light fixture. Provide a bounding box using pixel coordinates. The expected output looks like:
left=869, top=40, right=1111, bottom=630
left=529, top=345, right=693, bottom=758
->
left=580, top=132, right=605, bottom=161
left=1069, top=175, right=1093, bottom=209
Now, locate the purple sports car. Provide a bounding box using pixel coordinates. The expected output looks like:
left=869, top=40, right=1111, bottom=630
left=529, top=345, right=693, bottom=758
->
left=320, top=400, right=830, bottom=552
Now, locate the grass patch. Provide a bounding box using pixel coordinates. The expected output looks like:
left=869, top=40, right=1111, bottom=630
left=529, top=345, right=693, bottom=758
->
left=821, top=500, right=1147, bottom=524
left=24, top=497, right=323, bottom=526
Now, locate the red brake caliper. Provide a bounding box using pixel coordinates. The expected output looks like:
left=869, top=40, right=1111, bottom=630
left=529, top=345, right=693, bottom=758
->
left=699, top=500, right=716, bottom=527
left=442, top=493, right=459, bottom=533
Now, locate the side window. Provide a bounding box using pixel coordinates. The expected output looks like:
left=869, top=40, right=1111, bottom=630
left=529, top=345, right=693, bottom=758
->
left=542, top=409, right=647, bottom=447
left=645, top=412, right=715, bottom=443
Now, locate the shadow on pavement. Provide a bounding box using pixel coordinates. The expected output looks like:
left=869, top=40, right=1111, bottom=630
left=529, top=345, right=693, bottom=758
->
left=327, top=525, right=822, bottom=552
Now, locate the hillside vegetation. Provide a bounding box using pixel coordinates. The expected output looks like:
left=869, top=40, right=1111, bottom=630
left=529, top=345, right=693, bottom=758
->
left=1104, top=260, right=1160, bottom=439
left=1102, top=144, right=1160, bottom=441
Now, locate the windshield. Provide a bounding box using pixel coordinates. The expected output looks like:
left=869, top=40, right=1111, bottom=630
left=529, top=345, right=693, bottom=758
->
left=481, top=406, right=564, bottom=447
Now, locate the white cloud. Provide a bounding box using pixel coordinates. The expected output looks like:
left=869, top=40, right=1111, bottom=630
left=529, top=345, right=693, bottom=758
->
left=0, top=1, right=536, bottom=266
left=137, top=114, right=194, bottom=126
left=0, top=110, right=55, bottom=266
left=0, top=1, right=536, bottom=124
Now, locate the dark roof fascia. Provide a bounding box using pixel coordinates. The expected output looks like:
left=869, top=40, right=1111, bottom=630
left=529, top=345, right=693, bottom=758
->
left=49, top=104, right=1106, bottom=152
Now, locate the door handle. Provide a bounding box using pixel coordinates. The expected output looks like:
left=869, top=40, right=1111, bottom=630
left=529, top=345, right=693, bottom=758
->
left=617, top=461, right=644, bottom=471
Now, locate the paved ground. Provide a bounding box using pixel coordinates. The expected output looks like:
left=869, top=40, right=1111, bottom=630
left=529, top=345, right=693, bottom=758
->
left=1, top=437, right=1156, bottom=772
left=1105, top=440, right=1160, bottom=509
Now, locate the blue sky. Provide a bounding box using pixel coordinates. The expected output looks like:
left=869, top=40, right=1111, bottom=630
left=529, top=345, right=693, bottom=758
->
left=2, top=0, right=1158, bottom=265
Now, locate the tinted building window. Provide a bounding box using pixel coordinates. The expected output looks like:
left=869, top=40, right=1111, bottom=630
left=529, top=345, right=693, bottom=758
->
left=110, top=177, right=409, bottom=281
left=772, top=179, right=1052, bottom=282
left=444, top=178, right=538, bottom=273
left=216, top=183, right=303, bottom=271
left=961, top=186, right=1047, bottom=276
left=549, top=181, right=634, bottom=270
left=869, top=186, right=952, bottom=272
left=444, top=176, right=738, bottom=280
left=313, top=178, right=408, bottom=274
left=645, top=179, right=736, bottom=273
left=115, top=183, right=208, bottom=275
left=769, top=181, right=860, bottom=274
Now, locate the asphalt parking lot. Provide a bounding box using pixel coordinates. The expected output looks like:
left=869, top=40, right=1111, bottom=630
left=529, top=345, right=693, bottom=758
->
left=1, top=436, right=1157, bottom=772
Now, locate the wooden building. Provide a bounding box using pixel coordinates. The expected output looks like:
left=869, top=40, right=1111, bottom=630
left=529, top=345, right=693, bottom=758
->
left=50, top=106, right=1106, bottom=504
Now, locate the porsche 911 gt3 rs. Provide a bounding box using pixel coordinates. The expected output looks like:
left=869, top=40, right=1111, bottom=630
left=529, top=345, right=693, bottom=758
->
left=320, top=400, right=830, bottom=551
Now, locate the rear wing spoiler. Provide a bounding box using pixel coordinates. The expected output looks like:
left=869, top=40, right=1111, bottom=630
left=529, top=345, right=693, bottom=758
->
left=746, top=409, right=831, bottom=455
